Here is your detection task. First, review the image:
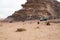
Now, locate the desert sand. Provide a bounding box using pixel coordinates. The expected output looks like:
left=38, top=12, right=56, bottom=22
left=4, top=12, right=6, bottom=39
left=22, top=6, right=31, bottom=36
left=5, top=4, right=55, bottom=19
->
left=0, top=20, right=60, bottom=40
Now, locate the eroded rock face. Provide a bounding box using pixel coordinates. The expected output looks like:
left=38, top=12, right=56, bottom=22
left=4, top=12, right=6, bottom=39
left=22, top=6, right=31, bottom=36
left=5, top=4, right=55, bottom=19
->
left=6, top=0, right=60, bottom=21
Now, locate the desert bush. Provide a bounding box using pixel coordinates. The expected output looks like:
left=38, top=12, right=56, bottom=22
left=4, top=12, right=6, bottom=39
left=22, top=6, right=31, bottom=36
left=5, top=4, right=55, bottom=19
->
left=9, top=21, right=13, bottom=23
left=46, top=22, right=50, bottom=25
left=37, top=22, right=39, bottom=24
left=36, top=27, right=40, bottom=29
left=16, top=28, right=26, bottom=32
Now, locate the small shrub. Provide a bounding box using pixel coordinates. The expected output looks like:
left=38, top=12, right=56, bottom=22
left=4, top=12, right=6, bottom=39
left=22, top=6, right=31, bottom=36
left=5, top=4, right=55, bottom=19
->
left=46, top=22, right=50, bottom=25
left=36, top=27, right=40, bottom=29
left=16, top=28, right=26, bottom=32
left=9, top=21, right=13, bottom=23
left=37, top=22, right=39, bottom=24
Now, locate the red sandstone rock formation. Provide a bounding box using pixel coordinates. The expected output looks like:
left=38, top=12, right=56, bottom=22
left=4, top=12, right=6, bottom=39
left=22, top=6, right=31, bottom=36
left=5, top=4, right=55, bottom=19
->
left=6, top=0, right=60, bottom=21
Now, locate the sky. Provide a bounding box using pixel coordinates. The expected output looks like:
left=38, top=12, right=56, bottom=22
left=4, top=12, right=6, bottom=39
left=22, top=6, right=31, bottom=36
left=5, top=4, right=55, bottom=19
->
left=0, top=0, right=60, bottom=19
left=0, top=0, right=27, bottom=19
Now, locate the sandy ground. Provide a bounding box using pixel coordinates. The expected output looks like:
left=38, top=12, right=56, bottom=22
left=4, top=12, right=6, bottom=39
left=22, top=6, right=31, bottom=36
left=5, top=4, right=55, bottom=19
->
left=0, top=20, right=60, bottom=40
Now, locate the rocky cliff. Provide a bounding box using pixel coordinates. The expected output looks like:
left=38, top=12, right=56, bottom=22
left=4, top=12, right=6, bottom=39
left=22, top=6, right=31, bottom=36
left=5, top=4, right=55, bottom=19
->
left=6, top=0, right=60, bottom=21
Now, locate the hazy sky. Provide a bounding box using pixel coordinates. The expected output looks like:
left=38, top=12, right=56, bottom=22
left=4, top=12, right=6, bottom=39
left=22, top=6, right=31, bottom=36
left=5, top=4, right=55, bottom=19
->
left=0, top=0, right=60, bottom=19
left=0, top=0, right=27, bottom=19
